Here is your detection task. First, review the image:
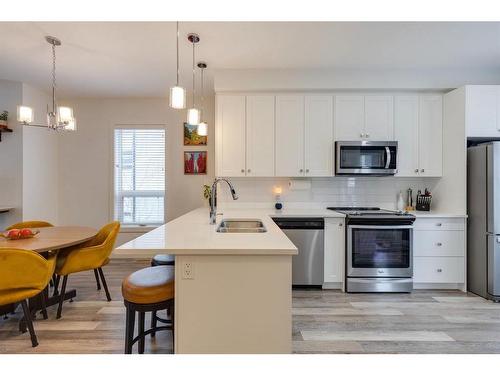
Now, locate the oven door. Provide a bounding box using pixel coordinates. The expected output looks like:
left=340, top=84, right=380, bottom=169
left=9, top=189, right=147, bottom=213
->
left=347, top=225, right=413, bottom=278
left=336, top=141, right=397, bottom=175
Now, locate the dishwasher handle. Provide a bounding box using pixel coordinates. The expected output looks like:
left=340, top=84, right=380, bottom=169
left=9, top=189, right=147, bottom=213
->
left=272, top=217, right=324, bottom=230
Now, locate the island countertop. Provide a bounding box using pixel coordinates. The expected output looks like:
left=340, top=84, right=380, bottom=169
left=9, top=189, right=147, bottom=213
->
left=115, top=207, right=304, bottom=256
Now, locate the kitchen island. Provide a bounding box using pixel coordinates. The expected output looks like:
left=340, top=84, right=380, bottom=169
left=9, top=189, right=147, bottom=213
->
left=116, top=207, right=299, bottom=354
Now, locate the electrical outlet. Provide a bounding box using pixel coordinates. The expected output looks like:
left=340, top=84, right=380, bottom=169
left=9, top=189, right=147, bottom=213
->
left=182, top=262, right=194, bottom=280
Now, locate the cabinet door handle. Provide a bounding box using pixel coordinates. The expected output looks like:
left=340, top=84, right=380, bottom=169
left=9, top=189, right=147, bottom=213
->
left=437, top=268, right=443, bottom=273
left=306, top=169, right=310, bottom=173
left=436, top=223, right=442, bottom=227
left=360, top=133, right=364, bottom=138
left=415, top=168, right=419, bottom=173
left=241, top=169, right=245, bottom=173
left=436, top=242, right=442, bottom=246
left=421, top=168, right=425, bottom=173
left=299, top=169, right=304, bottom=173
left=339, top=223, right=343, bottom=227
left=365, top=133, right=370, bottom=138
left=247, top=169, right=251, bottom=173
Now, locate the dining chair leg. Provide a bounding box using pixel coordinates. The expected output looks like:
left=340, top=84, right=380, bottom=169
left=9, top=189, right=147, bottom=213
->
left=124, top=305, right=135, bottom=354
left=97, top=267, right=111, bottom=302
left=56, top=275, right=68, bottom=319
left=53, top=275, right=60, bottom=296
left=20, top=300, right=38, bottom=347
left=93, top=269, right=101, bottom=290
left=138, top=311, right=145, bottom=354
left=40, top=288, right=48, bottom=320
left=150, top=310, right=157, bottom=338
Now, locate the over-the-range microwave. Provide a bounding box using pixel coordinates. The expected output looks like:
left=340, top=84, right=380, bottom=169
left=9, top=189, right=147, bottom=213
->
left=335, top=141, right=398, bottom=176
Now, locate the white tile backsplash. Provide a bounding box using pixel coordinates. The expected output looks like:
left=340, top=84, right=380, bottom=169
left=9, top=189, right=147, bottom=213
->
left=218, top=177, right=440, bottom=210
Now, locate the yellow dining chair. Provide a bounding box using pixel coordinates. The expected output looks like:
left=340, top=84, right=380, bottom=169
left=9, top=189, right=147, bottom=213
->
left=6, top=221, right=54, bottom=230
left=0, top=249, right=56, bottom=347
left=6, top=221, right=56, bottom=293
left=54, top=221, right=120, bottom=319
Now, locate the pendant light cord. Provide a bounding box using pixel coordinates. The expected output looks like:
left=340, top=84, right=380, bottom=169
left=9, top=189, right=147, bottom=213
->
left=52, top=42, right=57, bottom=113
left=176, top=21, right=180, bottom=86
left=200, top=67, right=204, bottom=113
left=192, top=39, right=196, bottom=107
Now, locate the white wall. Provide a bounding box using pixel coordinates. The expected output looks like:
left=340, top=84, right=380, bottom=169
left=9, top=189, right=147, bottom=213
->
left=58, top=96, right=215, bottom=228
left=214, top=68, right=500, bottom=92
left=0, top=80, right=23, bottom=229
left=22, top=84, right=59, bottom=223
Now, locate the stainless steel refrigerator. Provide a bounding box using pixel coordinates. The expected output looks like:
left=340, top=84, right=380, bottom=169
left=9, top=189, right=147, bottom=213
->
left=468, top=142, right=500, bottom=302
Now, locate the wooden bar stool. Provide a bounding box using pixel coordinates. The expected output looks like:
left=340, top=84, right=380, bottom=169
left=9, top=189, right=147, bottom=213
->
left=150, top=254, right=175, bottom=334
left=122, top=266, right=175, bottom=354
left=150, top=254, right=175, bottom=267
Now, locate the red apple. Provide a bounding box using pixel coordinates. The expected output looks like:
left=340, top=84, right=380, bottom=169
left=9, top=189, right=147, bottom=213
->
left=20, top=228, right=33, bottom=238
left=7, top=229, right=20, bottom=239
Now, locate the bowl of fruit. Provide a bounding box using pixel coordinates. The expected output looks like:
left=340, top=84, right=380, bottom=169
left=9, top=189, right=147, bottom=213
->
left=1, top=228, right=40, bottom=240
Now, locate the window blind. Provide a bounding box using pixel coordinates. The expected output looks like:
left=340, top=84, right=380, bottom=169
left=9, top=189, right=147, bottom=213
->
left=114, top=128, right=165, bottom=225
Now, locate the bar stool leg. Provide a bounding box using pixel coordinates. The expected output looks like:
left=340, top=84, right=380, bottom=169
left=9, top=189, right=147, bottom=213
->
left=124, top=304, right=135, bottom=354
left=138, top=311, right=145, bottom=354
left=150, top=310, right=157, bottom=338
left=170, top=300, right=175, bottom=352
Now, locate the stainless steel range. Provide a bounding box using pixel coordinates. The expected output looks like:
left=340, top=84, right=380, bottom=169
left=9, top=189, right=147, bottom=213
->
left=327, top=207, right=416, bottom=293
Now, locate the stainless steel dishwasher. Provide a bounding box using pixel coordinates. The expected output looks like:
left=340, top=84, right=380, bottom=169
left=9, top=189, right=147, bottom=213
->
left=272, top=217, right=324, bottom=286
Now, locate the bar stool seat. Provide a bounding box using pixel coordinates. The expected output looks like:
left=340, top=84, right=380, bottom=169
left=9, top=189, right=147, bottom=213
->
left=151, top=254, right=175, bottom=267
left=122, top=266, right=175, bottom=354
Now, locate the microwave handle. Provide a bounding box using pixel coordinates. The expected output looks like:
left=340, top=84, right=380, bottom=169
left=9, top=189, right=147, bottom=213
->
left=385, top=147, right=391, bottom=169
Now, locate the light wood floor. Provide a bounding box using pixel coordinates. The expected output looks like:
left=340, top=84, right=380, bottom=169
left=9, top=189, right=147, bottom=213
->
left=1, top=259, right=500, bottom=354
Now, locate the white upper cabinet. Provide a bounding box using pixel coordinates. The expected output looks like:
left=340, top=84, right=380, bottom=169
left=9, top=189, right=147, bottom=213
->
left=394, top=96, right=419, bottom=176
left=276, top=95, right=305, bottom=177
left=216, top=95, right=246, bottom=177
left=419, top=95, right=443, bottom=177
left=364, top=96, right=394, bottom=140
left=246, top=96, right=275, bottom=176
left=466, top=85, right=500, bottom=137
left=304, top=95, right=334, bottom=176
left=335, top=95, right=394, bottom=141
left=394, top=95, right=443, bottom=177
left=334, top=95, right=364, bottom=140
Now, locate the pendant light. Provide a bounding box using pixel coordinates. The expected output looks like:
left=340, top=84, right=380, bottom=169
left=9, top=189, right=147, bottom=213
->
left=197, top=62, right=208, bottom=136
left=169, top=22, right=186, bottom=109
left=17, top=36, right=76, bottom=131
left=186, top=33, right=200, bottom=126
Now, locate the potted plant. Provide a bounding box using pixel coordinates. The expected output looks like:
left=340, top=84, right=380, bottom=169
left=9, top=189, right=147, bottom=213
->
left=203, top=184, right=215, bottom=207
left=0, top=111, right=8, bottom=129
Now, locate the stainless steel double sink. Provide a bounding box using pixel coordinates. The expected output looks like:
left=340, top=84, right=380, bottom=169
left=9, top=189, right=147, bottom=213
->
left=216, top=219, right=267, bottom=233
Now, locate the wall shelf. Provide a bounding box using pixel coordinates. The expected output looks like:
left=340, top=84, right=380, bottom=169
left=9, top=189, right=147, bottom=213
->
left=0, top=127, right=13, bottom=142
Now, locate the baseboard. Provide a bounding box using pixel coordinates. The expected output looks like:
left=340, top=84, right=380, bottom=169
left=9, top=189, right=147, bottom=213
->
left=413, top=282, right=465, bottom=291
left=322, top=282, right=343, bottom=290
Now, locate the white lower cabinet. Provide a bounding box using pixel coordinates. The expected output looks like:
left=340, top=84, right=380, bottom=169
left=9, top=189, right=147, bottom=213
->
left=413, top=217, right=466, bottom=288
left=414, top=257, right=465, bottom=284
left=323, top=217, right=345, bottom=287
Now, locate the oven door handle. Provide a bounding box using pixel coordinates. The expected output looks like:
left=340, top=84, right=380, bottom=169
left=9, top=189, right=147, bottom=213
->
left=348, top=225, right=414, bottom=230
left=385, top=146, right=391, bottom=169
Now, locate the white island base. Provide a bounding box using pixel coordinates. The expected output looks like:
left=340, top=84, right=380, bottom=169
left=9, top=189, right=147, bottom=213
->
left=116, top=208, right=298, bottom=354
left=174, top=254, right=292, bottom=353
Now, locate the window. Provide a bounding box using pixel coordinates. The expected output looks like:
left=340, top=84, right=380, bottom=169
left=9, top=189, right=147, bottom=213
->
left=114, top=127, right=165, bottom=226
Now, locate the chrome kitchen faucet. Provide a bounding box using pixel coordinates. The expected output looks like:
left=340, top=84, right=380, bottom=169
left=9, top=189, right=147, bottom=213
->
left=209, top=178, right=238, bottom=224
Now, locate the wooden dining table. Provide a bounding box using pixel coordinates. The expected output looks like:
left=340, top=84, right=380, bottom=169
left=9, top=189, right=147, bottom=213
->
left=0, top=226, right=98, bottom=323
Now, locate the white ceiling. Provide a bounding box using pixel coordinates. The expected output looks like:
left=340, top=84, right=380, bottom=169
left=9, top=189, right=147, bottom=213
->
left=0, top=22, right=499, bottom=97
